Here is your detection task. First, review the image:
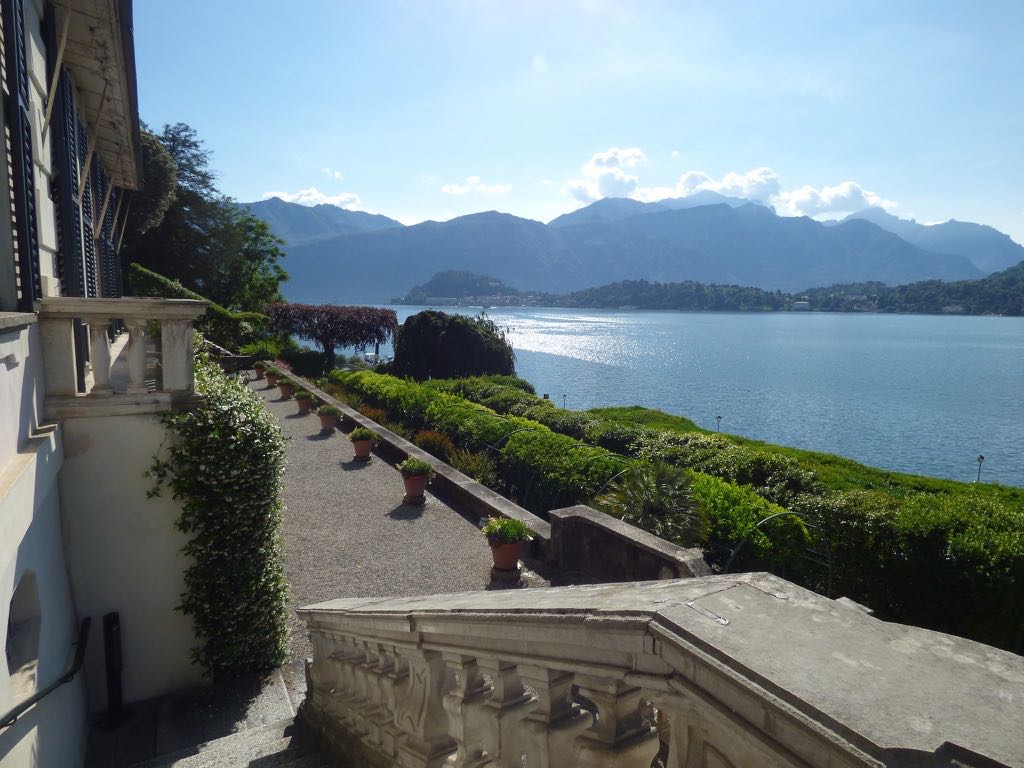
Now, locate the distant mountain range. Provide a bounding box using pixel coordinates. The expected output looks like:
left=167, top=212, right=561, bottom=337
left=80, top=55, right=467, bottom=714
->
left=244, top=194, right=1023, bottom=302
left=839, top=207, right=1023, bottom=274
left=242, top=197, right=402, bottom=246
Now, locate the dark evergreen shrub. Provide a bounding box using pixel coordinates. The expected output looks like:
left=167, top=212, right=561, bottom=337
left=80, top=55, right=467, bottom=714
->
left=391, top=310, right=515, bottom=380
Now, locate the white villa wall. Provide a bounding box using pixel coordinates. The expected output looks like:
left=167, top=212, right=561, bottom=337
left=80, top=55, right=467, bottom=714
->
left=0, top=322, right=46, bottom=466
left=59, top=413, right=204, bottom=713
left=0, top=425, right=86, bottom=768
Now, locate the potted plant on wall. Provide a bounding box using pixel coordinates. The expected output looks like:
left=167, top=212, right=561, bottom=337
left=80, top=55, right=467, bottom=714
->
left=349, top=427, right=378, bottom=462
left=316, top=404, right=341, bottom=433
left=265, top=366, right=280, bottom=387
left=253, top=360, right=268, bottom=381
left=397, top=456, right=434, bottom=504
left=279, top=378, right=296, bottom=399
left=295, top=390, right=315, bottom=414
left=481, top=517, right=533, bottom=570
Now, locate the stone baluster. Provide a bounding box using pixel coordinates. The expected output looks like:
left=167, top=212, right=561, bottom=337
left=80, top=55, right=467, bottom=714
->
left=517, top=665, right=594, bottom=768
left=348, top=640, right=373, bottom=737
left=83, top=316, right=113, bottom=395
left=573, top=676, right=660, bottom=768
left=380, top=645, right=408, bottom=761
left=124, top=318, right=149, bottom=394
left=325, top=636, right=363, bottom=729
left=361, top=642, right=390, bottom=749
left=393, top=648, right=455, bottom=768
left=442, top=653, right=494, bottom=767
left=477, top=659, right=537, bottom=768
left=161, top=318, right=195, bottom=392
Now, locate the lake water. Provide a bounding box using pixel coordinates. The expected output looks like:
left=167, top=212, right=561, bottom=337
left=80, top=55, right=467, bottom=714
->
left=383, top=307, right=1024, bottom=487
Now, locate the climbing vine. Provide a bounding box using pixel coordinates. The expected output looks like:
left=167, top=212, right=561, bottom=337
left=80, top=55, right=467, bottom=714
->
left=148, top=346, right=289, bottom=677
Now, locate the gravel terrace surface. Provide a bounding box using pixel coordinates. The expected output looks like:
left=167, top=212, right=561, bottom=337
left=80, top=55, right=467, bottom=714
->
left=248, top=376, right=497, bottom=666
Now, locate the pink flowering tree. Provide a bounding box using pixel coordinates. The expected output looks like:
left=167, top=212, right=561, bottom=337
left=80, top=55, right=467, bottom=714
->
left=264, top=303, right=398, bottom=371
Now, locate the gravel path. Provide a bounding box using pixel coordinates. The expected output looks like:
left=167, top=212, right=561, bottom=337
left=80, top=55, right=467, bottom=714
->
left=248, top=377, right=496, bottom=665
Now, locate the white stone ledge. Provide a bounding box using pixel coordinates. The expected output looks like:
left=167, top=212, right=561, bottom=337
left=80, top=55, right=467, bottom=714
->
left=44, top=393, right=190, bottom=419
left=300, top=574, right=1024, bottom=767
left=39, top=296, right=206, bottom=321
left=0, top=311, right=38, bottom=332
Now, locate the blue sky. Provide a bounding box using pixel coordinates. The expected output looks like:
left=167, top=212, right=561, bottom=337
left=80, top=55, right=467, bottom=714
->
left=135, top=1, right=1023, bottom=242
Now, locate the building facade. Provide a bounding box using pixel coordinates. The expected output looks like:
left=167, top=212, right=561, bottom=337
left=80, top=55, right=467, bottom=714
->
left=0, top=3, right=205, bottom=766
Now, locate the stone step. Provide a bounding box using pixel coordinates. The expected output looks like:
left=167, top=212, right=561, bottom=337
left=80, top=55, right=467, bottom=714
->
left=126, top=717, right=330, bottom=768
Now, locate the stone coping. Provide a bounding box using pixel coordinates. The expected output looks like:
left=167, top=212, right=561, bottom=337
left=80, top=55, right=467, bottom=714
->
left=0, top=311, right=37, bottom=332
left=300, top=574, right=1024, bottom=767
left=39, top=296, right=207, bottom=320
left=550, top=504, right=710, bottom=578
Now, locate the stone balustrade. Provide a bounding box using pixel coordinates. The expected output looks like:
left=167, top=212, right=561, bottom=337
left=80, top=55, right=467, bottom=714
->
left=38, top=296, right=206, bottom=417
left=299, top=574, right=1024, bottom=768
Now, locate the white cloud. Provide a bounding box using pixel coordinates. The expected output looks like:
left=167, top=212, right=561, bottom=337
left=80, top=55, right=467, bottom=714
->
left=532, top=52, right=548, bottom=75
left=564, top=147, right=647, bottom=202
left=320, top=166, right=344, bottom=181
left=676, top=167, right=782, bottom=201
left=262, top=187, right=361, bottom=208
left=561, top=150, right=895, bottom=220
left=775, top=181, right=896, bottom=216
left=440, top=175, right=511, bottom=196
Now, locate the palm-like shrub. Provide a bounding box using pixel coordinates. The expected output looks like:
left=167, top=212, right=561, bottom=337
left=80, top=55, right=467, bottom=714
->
left=594, top=462, right=707, bottom=547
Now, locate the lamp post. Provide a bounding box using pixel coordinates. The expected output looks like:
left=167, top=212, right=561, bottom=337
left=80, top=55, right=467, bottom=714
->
left=976, top=454, right=985, bottom=483
left=716, top=415, right=722, bottom=433
left=562, top=393, right=567, bottom=409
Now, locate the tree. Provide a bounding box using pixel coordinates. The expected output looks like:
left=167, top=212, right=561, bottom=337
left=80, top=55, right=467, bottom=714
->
left=122, top=127, right=177, bottom=243
left=122, top=123, right=287, bottom=313
left=594, top=462, right=707, bottom=547
left=265, top=303, right=398, bottom=372
left=391, top=310, right=515, bottom=380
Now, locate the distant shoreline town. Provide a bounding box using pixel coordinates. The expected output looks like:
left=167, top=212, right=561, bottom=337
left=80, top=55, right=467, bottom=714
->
left=390, top=268, right=1022, bottom=317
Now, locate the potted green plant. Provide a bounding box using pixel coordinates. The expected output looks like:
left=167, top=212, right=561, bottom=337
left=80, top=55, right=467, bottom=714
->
left=349, top=426, right=378, bottom=462
left=481, top=517, right=533, bottom=570
left=397, top=456, right=434, bottom=504
left=265, top=366, right=280, bottom=387
left=295, top=389, right=315, bottom=414
left=253, top=360, right=268, bottom=381
left=316, top=404, right=341, bottom=433
left=279, top=378, right=296, bottom=399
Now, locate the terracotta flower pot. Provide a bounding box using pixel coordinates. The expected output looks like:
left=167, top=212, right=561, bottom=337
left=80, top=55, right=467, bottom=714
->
left=297, top=398, right=313, bottom=414
left=490, top=541, right=525, bottom=571
left=279, top=382, right=295, bottom=399
left=402, top=473, right=428, bottom=504
left=253, top=369, right=265, bottom=381
left=352, top=439, right=373, bottom=461
left=318, top=413, right=337, bottom=433
left=266, top=373, right=279, bottom=387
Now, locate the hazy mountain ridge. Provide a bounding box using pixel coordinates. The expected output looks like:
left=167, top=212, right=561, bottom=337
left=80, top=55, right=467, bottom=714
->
left=244, top=195, right=1012, bottom=303
left=842, top=207, right=1024, bottom=274
left=243, top=196, right=403, bottom=246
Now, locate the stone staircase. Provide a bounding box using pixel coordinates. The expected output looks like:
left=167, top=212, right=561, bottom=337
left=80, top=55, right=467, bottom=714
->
left=126, top=716, right=334, bottom=768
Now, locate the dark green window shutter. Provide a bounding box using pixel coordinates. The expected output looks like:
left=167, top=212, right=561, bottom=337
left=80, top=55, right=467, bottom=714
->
left=3, top=0, right=42, bottom=309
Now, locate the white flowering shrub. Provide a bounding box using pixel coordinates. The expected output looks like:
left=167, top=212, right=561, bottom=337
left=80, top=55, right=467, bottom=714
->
left=148, top=348, right=289, bottom=677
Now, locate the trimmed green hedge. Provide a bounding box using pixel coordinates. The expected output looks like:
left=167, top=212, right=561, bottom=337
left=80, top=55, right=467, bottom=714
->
left=428, top=377, right=819, bottom=506
left=127, top=263, right=271, bottom=350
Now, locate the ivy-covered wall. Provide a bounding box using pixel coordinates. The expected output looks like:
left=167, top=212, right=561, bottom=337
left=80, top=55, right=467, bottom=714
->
left=148, top=349, right=289, bottom=677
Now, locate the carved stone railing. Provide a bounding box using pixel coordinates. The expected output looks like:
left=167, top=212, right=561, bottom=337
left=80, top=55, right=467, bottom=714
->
left=299, top=574, right=1023, bottom=768
left=38, top=297, right=206, bottom=417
